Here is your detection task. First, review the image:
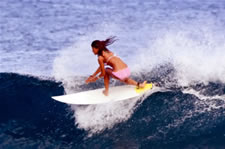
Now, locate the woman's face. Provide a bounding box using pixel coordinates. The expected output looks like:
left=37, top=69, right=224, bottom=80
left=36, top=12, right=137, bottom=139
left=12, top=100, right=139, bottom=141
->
left=92, top=47, right=99, bottom=55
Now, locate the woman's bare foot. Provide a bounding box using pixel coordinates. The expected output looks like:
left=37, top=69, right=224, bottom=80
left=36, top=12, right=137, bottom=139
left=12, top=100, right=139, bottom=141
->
left=139, top=81, right=147, bottom=88
left=103, top=90, right=109, bottom=96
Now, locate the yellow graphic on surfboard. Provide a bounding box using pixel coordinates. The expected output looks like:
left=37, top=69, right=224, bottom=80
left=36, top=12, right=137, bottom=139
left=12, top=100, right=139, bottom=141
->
left=135, top=83, right=153, bottom=93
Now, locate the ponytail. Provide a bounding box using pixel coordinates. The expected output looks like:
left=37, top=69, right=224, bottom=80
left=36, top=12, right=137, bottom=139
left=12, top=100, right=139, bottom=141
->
left=103, top=36, right=117, bottom=47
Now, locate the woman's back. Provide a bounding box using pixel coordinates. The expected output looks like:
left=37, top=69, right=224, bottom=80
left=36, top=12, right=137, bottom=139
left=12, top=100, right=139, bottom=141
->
left=102, top=51, right=127, bottom=72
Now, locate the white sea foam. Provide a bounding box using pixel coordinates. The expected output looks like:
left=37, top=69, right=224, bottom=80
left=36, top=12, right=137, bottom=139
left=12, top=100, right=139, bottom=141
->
left=52, top=16, right=225, bottom=135
left=71, top=98, right=140, bottom=136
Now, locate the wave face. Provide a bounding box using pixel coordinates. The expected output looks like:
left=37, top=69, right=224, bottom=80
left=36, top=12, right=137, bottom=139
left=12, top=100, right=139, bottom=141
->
left=1, top=0, right=225, bottom=148
left=1, top=72, right=225, bottom=149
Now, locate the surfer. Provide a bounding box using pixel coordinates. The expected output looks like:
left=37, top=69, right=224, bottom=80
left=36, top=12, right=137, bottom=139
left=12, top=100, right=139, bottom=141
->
left=85, top=36, right=147, bottom=96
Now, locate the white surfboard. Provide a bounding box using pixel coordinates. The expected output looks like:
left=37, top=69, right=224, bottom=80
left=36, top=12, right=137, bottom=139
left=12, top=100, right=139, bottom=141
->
left=52, top=83, right=156, bottom=105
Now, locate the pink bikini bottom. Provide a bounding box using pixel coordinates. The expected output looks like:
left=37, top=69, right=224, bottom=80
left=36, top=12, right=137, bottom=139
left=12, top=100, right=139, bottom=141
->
left=112, top=67, right=131, bottom=80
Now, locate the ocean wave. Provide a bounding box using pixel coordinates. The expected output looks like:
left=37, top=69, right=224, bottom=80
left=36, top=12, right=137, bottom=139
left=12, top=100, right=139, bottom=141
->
left=1, top=72, right=225, bottom=148
left=0, top=73, right=85, bottom=148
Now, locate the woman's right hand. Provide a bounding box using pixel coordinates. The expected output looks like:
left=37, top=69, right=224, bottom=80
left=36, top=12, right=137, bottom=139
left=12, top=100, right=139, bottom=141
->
left=85, top=76, right=93, bottom=84
left=85, top=75, right=98, bottom=84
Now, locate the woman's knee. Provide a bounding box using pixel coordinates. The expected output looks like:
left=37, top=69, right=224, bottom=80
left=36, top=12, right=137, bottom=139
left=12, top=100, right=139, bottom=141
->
left=123, top=78, right=129, bottom=83
left=105, top=68, right=112, bottom=74
left=104, top=68, right=112, bottom=78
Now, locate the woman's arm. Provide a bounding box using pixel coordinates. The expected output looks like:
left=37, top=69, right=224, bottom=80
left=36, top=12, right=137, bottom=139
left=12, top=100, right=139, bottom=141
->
left=97, top=56, right=105, bottom=78
left=85, top=56, right=105, bottom=84
left=91, top=66, right=101, bottom=77
left=85, top=66, right=101, bottom=84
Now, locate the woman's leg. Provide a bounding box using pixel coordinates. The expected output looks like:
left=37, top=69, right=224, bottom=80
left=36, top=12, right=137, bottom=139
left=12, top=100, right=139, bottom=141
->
left=103, top=68, right=118, bottom=96
left=105, top=68, right=146, bottom=89
left=124, top=78, right=147, bottom=88
left=103, top=69, right=110, bottom=96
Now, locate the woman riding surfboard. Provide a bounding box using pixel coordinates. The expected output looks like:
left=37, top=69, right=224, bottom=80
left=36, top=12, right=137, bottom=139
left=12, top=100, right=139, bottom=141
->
left=85, top=36, right=147, bottom=96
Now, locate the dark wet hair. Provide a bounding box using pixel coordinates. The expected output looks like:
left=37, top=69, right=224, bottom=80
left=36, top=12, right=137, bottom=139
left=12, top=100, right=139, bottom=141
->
left=91, top=36, right=117, bottom=56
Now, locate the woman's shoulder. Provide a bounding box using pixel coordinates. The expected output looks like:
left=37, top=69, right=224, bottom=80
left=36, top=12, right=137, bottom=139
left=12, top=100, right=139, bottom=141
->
left=104, top=50, right=114, bottom=55
left=100, top=50, right=109, bottom=56
left=98, top=55, right=104, bottom=60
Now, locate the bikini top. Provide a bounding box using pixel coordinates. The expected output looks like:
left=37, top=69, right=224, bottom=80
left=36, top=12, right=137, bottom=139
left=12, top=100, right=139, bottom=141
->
left=106, top=53, right=117, bottom=64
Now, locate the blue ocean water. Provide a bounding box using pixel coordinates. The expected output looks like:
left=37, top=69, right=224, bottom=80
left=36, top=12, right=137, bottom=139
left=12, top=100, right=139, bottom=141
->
left=1, top=0, right=225, bottom=148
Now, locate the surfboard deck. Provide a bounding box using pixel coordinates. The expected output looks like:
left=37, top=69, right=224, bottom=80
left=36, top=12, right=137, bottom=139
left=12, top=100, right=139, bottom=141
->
left=52, top=83, right=154, bottom=105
